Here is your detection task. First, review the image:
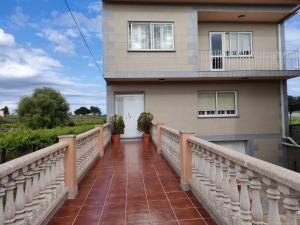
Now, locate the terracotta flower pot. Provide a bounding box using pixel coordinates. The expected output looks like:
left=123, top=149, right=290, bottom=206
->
left=143, top=133, right=151, bottom=143
left=111, top=134, right=120, bottom=143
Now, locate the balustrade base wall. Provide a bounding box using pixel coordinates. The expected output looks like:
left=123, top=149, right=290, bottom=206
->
left=191, top=184, right=224, bottom=225
left=34, top=189, right=68, bottom=225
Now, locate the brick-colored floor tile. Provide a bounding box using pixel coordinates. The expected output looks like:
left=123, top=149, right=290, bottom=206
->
left=48, top=140, right=216, bottom=225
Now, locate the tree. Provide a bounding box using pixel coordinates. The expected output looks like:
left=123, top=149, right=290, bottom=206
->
left=90, top=106, right=101, bottom=115
left=3, top=106, right=9, bottom=115
left=17, top=87, right=70, bottom=129
left=288, top=95, right=300, bottom=105
left=74, top=107, right=90, bottom=115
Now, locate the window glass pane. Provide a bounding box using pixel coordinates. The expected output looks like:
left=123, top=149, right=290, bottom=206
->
left=162, top=24, right=173, bottom=49
left=225, top=33, right=230, bottom=56
left=198, top=93, right=216, bottom=115
left=153, top=24, right=173, bottom=50
left=230, top=33, right=238, bottom=55
left=217, top=92, right=236, bottom=114
left=239, top=33, right=251, bottom=55
left=211, top=33, right=222, bottom=56
left=153, top=24, right=162, bottom=49
left=130, top=23, right=150, bottom=50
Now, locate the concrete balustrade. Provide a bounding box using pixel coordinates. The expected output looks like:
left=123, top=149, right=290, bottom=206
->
left=0, top=123, right=110, bottom=225
left=151, top=123, right=300, bottom=225
left=160, top=126, right=181, bottom=176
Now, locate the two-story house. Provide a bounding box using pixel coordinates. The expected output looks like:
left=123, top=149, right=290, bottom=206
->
left=102, top=0, right=300, bottom=166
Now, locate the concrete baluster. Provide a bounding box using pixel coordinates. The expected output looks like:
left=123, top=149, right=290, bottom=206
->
left=15, top=173, right=26, bottom=225
left=208, top=154, right=217, bottom=207
left=239, top=168, right=251, bottom=225
left=250, top=176, right=264, bottom=225
left=263, top=178, right=281, bottom=225
left=0, top=187, right=4, bottom=225
left=229, top=163, right=240, bottom=225
left=24, top=171, right=34, bottom=224
left=279, top=185, right=299, bottom=225
left=222, top=159, right=231, bottom=223
left=215, top=156, right=223, bottom=216
left=4, top=179, right=16, bottom=225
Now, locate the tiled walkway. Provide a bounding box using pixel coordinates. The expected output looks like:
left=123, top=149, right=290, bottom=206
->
left=48, top=140, right=216, bottom=225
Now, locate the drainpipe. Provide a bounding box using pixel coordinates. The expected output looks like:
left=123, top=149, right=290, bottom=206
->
left=278, top=24, right=283, bottom=70
left=278, top=21, right=288, bottom=138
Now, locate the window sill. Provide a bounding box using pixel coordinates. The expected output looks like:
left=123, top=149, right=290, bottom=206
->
left=197, top=115, right=239, bottom=119
left=127, top=50, right=176, bottom=53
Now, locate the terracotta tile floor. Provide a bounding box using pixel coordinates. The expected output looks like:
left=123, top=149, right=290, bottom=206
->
left=48, top=140, right=216, bottom=225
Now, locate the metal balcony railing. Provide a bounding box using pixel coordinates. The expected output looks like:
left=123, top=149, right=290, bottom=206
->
left=199, top=50, right=300, bottom=72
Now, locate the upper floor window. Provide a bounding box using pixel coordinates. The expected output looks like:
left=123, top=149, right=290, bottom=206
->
left=128, top=22, right=174, bottom=51
left=198, top=91, right=237, bottom=117
left=225, top=32, right=252, bottom=57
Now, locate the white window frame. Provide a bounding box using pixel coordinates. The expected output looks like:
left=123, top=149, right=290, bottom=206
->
left=128, top=22, right=175, bottom=51
left=198, top=91, right=238, bottom=118
left=226, top=32, right=253, bottom=57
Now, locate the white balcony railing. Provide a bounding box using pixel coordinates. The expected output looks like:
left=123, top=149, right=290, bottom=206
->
left=199, top=50, right=300, bottom=71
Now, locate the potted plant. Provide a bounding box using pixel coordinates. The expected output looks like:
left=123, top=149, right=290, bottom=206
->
left=137, top=112, right=153, bottom=143
left=110, top=114, right=125, bottom=143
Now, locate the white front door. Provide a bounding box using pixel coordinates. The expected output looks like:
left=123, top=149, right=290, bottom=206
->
left=115, top=94, right=144, bottom=138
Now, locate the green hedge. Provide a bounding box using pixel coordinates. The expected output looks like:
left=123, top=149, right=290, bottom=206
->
left=0, top=117, right=106, bottom=162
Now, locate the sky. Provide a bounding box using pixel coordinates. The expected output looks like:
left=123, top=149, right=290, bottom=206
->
left=0, top=1, right=299, bottom=114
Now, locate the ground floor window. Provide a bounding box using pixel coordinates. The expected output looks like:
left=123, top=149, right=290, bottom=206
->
left=198, top=91, right=237, bottom=117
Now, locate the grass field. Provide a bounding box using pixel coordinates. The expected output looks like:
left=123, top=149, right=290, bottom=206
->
left=290, top=116, right=300, bottom=125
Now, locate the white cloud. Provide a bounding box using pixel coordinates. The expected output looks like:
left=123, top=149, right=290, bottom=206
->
left=88, top=2, right=102, bottom=13
left=39, top=29, right=76, bottom=55
left=0, top=29, right=61, bottom=79
left=10, top=6, right=28, bottom=28
left=49, top=10, right=101, bottom=38
left=0, top=29, right=15, bottom=46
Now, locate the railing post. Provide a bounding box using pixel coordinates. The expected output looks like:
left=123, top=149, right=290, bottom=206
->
left=96, top=125, right=104, bottom=157
left=58, top=135, right=78, bottom=199
left=179, top=131, right=195, bottom=191
left=156, top=124, right=163, bottom=154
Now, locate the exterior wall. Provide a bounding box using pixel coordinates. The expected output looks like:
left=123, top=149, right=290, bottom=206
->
left=107, top=80, right=285, bottom=165
left=103, top=3, right=198, bottom=75
left=198, top=22, right=280, bottom=71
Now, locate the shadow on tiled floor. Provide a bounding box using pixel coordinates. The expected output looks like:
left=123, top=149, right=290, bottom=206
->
left=48, top=140, right=216, bottom=225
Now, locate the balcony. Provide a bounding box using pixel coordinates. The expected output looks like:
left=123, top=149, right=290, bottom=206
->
left=0, top=123, right=300, bottom=225
left=197, top=50, right=299, bottom=75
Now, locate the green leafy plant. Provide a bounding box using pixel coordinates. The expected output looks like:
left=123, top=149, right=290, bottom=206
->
left=110, top=114, right=125, bottom=135
left=0, top=116, right=106, bottom=162
left=137, top=112, right=153, bottom=134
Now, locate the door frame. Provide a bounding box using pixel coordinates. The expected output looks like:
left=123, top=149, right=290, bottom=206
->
left=209, top=32, right=225, bottom=71
left=114, top=92, right=145, bottom=139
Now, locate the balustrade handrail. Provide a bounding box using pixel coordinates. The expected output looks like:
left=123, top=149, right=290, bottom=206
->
left=0, top=143, right=68, bottom=178
left=103, top=123, right=110, bottom=129
left=161, top=125, right=180, bottom=136
left=76, top=127, right=100, bottom=141
left=188, top=136, right=300, bottom=192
